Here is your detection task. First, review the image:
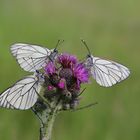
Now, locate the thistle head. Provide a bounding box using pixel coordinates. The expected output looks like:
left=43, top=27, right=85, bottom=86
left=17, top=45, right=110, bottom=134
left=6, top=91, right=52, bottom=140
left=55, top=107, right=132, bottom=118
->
left=43, top=53, right=90, bottom=110
left=57, top=53, right=77, bottom=68
left=44, top=62, right=56, bottom=75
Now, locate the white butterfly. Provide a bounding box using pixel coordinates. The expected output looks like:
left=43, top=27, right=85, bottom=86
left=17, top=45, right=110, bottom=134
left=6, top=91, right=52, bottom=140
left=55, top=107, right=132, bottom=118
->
left=11, top=43, right=58, bottom=72
left=86, top=55, right=130, bottom=87
left=0, top=72, right=44, bottom=110
left=81, top=40, right=130, bottom=87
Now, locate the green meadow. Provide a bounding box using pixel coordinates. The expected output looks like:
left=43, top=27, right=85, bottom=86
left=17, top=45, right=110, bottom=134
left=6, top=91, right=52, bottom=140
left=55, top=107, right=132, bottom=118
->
left=0, top=0, right=139, bottom=140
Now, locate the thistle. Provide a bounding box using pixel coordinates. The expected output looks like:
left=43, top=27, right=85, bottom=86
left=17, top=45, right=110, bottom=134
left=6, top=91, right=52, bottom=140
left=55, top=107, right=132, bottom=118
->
left=33, top=53, right=91, bottom=140
left=0, top=41, right=130, bottom=140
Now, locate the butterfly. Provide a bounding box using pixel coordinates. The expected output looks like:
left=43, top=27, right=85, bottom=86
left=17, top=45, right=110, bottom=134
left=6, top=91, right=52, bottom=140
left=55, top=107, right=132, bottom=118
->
left=0, top=41, right=63, bottom=110
left=82, top=40, right=130, bottom=87
left=0, top=71, right=44, bottom=110
left=10, top=43, right=59, bottom=72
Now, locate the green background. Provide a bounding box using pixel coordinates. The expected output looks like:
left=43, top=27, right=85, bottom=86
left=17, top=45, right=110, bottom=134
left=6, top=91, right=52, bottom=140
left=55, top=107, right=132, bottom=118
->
left=0, top=0, right=139, bottom=140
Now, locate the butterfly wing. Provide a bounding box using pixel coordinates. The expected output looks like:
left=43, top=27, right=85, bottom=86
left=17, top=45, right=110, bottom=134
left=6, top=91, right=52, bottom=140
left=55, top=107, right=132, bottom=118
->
left=0, top=75, right=41, bottom=110
left=90, top=56, right=130, bottom=87
left=11, top=43, right=51, bottom=72
left=0, top=89, right=16, bottom=109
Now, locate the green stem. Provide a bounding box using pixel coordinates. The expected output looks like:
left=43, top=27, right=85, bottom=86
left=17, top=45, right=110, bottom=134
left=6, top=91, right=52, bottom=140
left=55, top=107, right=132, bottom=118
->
left=32, top=101, right=61, bottom=140
left=38, top=93, right=51, bottom=109
left=40, top=109, right=57, bottom=140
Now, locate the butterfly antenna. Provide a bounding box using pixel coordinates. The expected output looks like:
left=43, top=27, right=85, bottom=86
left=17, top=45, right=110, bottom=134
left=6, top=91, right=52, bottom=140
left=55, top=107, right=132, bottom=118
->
left=81, top=39, right=91, bottom=56
left=55, top=39, right=64, bottom=50
left=72, top=102, right=98, bottom=112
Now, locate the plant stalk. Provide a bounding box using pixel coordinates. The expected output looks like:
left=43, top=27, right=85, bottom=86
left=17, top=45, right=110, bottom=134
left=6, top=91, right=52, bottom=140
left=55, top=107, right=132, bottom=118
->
left=32, top=99, right=61, bottom=140
left=39, top=109, right=57, bottom=140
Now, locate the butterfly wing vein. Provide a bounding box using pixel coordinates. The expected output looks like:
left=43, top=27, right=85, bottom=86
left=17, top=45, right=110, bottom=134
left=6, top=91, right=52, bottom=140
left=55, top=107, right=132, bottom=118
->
left=11, top=43, right=50, bottom=72
left=90, top=57, right=130, bottom=87
left=0, top=76, right=41, bottom=110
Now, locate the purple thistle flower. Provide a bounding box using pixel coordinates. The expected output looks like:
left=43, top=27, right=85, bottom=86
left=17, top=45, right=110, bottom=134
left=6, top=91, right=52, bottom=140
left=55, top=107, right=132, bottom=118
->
left=47, top=85, right=54, bottom=91
left=45, top=62, right=56, bottom=75
left=73, top=63, right=89, bottom=88
left=43, top=53, right=90, bottom=106
left=58, top=78, right=65, bottom=89
left=58, top=53, right=77, bottom=68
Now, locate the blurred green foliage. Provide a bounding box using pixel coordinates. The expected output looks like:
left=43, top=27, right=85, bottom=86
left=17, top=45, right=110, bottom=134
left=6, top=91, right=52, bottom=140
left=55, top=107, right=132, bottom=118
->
left=0, top=0, right=139, bottom=140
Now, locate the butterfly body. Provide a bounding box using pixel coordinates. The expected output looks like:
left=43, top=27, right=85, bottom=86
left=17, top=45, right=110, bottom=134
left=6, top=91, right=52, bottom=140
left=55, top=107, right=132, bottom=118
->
left=49, top=49, right=58, bottom=62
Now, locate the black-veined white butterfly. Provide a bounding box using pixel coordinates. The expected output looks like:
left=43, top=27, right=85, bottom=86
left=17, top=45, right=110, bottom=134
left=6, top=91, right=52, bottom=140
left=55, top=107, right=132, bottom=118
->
left=10, top=41, right=63, bottom=72
left=81, top=40, right=130, bottom=87
left=0, top=71, right=44, bottom=110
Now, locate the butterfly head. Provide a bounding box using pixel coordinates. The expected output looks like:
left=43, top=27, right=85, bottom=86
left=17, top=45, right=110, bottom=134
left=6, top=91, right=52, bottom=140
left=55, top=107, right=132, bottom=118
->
left=49, top=49, right=58, bottom=61
left=86, top=53, right=92, bottom=59
left=85, top=55, right=94, bottom=67
left=53, top=48, right=58, bottom=54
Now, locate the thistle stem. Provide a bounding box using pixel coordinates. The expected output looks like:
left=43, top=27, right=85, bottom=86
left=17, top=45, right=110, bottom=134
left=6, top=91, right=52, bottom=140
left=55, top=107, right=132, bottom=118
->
left=32, top=101, right=61, bottom=140
left=38, top=94, right=51, bottom=109
left=39, top=111, right=57, bottom=140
